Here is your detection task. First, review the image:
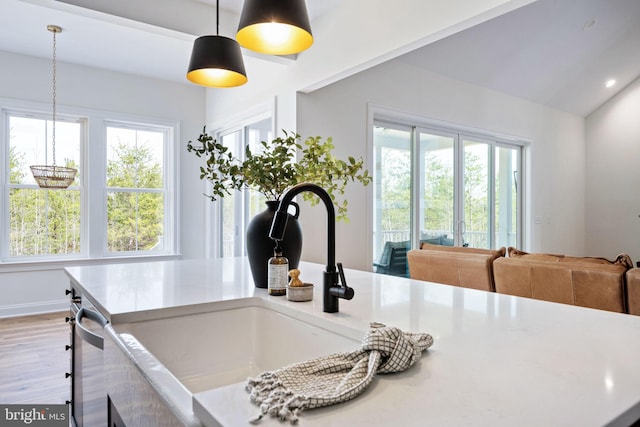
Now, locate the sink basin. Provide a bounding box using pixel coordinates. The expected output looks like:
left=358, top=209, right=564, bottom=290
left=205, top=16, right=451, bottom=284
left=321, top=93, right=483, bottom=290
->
left=113, top=302, right=361, bottom=394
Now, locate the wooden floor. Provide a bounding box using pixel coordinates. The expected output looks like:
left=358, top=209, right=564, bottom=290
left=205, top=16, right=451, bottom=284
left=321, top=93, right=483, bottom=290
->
left=0, top=311, right=70, bottom=405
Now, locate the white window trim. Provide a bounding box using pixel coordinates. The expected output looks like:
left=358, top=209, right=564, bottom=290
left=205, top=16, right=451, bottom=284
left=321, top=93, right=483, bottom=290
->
left=0, top=97, right=180, bottom=268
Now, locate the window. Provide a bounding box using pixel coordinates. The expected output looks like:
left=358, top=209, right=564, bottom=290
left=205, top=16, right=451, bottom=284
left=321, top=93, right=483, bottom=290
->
left=214, top=116, right=273, bottom=257
left=1, top=101, right=177, bottom=262
left=105, top=124, right=167, bottom=253
left=373, top=119, right=523, bottom=275
left=6, top=112, right=82, bottom=257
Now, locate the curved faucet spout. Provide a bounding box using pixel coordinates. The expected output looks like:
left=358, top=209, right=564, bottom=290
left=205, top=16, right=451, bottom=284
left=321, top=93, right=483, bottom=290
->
left=270, top=183, right=335, bottom=270
left=269, top=183, right=353, bottom=313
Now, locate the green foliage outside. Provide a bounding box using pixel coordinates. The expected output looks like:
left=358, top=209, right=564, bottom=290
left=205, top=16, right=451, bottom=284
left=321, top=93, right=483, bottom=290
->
left=378, top=143, right=517, bottom=249
left=106, top=142, right=164, bottom=252
left=9, top=146, right=81, bottom=256
left=8, top=140, right=164, bottom=256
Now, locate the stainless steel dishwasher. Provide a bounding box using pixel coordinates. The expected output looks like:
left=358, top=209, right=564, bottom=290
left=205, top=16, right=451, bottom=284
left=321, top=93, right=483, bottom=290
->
left=68, top=288, right=109, bottom=427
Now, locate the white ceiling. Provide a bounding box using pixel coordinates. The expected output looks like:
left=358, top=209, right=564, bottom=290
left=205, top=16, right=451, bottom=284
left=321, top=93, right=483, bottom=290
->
left=1, top=0, right=639, bottom=117
left=399, top=0, right=640, bottom=116
left=202, top=0, right=339, bottom=20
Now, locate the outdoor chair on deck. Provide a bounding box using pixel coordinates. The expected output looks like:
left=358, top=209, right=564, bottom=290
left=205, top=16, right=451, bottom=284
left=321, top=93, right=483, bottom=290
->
left=373, top=235, right=457, bottom=278
left=373, top=241, right=409, bottom=277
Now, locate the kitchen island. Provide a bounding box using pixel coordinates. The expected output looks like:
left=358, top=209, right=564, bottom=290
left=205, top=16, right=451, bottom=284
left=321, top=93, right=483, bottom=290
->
left=65, top=257, right=640, bottom=426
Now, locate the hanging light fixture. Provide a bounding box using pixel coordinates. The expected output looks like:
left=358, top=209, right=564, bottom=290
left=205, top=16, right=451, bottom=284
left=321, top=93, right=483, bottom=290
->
left=236, top=0, right=313, bottom=55
left=187, top=0, right=247, bottom=87
left=30, top=25, right=77, bottom=189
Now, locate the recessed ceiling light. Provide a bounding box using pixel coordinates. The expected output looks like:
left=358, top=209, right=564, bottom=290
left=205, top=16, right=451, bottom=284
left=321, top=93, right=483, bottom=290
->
left=605, top=79, right=616, bottom=88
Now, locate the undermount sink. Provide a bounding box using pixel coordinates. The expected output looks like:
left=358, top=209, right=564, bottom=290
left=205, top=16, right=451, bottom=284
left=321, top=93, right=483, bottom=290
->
left=113, top=301, right=361, bottom=394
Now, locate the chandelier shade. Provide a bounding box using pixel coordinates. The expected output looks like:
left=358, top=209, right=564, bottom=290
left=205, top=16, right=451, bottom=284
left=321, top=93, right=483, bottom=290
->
left=236, top=0, right=313, bottom=55
left=187, top=35, right=248, bottom=87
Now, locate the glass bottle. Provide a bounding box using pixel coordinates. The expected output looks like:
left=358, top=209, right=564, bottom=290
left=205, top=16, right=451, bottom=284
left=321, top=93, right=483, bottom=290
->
left=268, top=244, right=289, bottom=296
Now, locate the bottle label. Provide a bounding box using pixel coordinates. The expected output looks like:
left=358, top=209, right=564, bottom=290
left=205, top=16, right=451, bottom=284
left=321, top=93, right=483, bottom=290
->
left=268, top=263, right=289, bottom=292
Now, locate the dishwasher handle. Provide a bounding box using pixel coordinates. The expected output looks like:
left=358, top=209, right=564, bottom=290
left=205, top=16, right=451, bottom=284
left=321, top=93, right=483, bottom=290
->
left=75, top=306, right=108, bottom=350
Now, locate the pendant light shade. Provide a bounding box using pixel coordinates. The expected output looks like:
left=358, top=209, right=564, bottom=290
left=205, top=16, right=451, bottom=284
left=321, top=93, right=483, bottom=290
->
left=237, top=0, right=313, bottom=55
left=186, top=0, right=247, bottom=88
left=187, top=35, right=247, bottom=87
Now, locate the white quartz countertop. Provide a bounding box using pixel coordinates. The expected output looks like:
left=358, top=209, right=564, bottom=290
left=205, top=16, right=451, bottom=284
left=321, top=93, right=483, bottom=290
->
left=65, top=258, right=640, bottom=426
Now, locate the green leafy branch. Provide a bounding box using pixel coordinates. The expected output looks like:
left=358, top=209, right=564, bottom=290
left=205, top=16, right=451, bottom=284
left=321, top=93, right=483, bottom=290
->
left=186, top=127, right=371, bottom=221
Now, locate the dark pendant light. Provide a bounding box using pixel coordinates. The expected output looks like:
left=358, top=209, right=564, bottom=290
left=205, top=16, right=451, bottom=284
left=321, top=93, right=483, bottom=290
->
left=237, top=0, right=313, bottom=55
left=187, top=0, right=247, bottom=87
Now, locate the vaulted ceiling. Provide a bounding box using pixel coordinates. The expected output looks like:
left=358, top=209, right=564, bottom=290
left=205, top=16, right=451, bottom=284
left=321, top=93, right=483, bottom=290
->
left=399, top=0, right=640, bottom=116
left=2, top=0, right=638, bottom=117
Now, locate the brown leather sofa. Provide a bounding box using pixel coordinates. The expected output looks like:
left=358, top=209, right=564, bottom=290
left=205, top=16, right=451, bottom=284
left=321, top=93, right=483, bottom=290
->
left=493, top=248, right=633, bottom=313
left=407, top=243, right=506, bottom=291
left=407, top=244, right=637, bottom=315
left=625, top=268, right=640, bottom=316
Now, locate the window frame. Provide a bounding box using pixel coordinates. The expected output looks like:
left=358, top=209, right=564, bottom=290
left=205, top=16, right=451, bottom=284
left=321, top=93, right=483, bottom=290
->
left=370, top=107, right=528, bottom=268
left=0, top=98, right=179, bottom=266
left=211, top=114, right=274, bottom=258
left=202, top=101, right=275, bottom=259
left=102, top=120, right=175, bottom=256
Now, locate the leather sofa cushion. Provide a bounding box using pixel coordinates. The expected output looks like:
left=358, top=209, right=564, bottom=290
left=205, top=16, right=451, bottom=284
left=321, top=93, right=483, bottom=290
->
left=494, top=250, right=630, bottom=313
left=408, top=245, right=505, bottom=291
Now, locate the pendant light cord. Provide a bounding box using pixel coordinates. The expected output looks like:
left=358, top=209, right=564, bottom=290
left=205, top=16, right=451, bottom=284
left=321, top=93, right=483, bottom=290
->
left=51, top=28, right=58, bottom=167
left=216, top=0, right=219, bottom=35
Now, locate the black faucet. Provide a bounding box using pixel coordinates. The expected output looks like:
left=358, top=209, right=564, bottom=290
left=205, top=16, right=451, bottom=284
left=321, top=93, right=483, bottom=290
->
left=269, top=183, right=354, bottom=313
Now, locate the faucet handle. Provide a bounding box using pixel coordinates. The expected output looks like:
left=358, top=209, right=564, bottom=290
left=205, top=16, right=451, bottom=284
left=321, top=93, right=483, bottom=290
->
left=331, top=263, right=354, bottom=300
left=337, top=262, right=347, bottom=286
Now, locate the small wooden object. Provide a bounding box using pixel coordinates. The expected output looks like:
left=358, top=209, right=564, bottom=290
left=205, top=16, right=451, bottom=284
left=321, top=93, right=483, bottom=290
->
left=287, top=269, right=314, bottom=302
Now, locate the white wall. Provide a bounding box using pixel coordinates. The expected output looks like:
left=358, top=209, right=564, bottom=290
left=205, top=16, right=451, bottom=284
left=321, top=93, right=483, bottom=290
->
left=296, top=59, right=587, bottom=271
left=586, top=76, right=640, bottom=262
left=0, top=50, right=206, bottom=317
left=206, top=0, right=535, bottom=135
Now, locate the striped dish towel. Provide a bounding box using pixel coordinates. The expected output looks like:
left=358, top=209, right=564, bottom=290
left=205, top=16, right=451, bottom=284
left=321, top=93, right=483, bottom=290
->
left=245, top=322, right=433, bottom=424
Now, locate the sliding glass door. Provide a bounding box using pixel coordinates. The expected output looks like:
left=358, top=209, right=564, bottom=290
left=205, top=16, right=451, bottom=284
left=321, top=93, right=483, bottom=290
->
left=373, top=120, right=522, bottom=275
left=372, top=125, right=412, bottom=264
left=418, top=129, right=457, bottom=246
left=461, top=136, right=491, bottom=248
left=494, top=145, right=519, bottom=248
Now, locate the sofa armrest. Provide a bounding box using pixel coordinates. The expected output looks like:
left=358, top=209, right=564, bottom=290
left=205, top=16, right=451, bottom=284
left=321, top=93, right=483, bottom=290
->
left=626, top=268, right=640, bottom=316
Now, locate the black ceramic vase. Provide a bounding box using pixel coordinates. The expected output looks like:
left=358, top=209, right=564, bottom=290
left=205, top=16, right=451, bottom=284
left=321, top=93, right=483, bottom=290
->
left=246, top=201, right=303, bottom=288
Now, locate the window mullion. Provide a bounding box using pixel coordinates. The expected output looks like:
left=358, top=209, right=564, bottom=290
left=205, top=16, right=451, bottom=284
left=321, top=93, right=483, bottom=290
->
left=488, top=142, right=496, bottom=248
left=454, top=134, right=464, bottom=246
left=410, top=126, right=420, bottom=250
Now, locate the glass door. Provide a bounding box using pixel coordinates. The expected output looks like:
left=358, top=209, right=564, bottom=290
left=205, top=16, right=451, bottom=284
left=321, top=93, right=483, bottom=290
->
left=494, top=144, right=519, bottom=248
left=244, top=118, right=272, bottom=220
left=220, top=130, right=242, bottom=257
left=217, top=116, right=273, bottom=258
left=372, top=120, right=522, bottom=275
left=372, top=124, right=412, bottom=275
left=417, top=129, right=458, bottom=247
left=462, top=136, right=491, bottom=248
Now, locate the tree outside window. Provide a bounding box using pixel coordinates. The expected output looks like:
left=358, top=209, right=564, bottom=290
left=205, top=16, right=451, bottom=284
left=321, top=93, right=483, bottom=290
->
left=106, top=126, right=165, bottom=253
left=8, top=114, right=81, bottom=257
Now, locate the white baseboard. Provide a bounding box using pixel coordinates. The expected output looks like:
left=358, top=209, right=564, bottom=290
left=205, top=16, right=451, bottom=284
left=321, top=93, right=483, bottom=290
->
left=0, top=299, right=68, bottom=318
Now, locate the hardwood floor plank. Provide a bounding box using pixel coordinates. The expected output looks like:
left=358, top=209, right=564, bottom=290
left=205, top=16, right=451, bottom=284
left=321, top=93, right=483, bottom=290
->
left=0, top=312, right=70, bottom=405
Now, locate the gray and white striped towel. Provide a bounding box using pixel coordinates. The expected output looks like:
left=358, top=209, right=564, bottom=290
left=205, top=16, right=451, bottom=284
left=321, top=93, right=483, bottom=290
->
left=245, top=322, right=433, bottom=424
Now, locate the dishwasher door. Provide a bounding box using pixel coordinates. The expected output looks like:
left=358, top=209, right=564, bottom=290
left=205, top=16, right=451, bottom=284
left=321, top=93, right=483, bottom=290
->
left=70, top=299, right=108, bottom=427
